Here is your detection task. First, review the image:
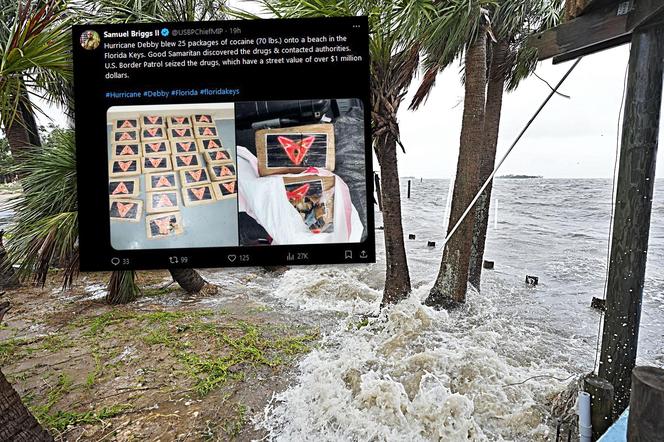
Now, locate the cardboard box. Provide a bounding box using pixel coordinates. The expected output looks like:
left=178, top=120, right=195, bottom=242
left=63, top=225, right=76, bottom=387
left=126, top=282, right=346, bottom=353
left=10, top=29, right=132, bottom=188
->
left=256, top=123, right=335, bottom=176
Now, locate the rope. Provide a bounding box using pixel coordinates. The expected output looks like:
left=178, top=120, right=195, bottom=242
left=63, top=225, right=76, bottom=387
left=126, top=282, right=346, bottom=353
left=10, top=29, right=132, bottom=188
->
left=440, top=57, right=583, bottom=250
left=592, top=57, right=630, bottom=374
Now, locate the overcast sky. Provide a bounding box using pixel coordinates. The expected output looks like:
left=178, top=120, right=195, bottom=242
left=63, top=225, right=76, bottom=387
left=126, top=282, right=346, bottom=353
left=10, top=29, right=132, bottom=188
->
left=399, top=44, right=664, bottom=179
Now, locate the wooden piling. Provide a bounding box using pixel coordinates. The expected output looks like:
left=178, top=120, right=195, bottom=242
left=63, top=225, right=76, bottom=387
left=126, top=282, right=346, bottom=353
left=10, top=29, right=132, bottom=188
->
left=627, top=366, right=664, bottom=441
left=407, top=179, right=411, bottom=199
left=583, top=374, right=614, bottom=441
left=598, top=24, right=664, bottom=419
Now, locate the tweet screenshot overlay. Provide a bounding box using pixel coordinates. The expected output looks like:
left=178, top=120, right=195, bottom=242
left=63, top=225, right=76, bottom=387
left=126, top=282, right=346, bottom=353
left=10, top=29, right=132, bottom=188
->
left=73, top=18, right=373, bottom=270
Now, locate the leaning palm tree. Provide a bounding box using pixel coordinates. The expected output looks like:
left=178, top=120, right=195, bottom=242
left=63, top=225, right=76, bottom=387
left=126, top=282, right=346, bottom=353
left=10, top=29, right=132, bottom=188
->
left=411, top=0, right=494, bottom=309
left=251, top=0, right=433, bottom=305
left=413, top=0, right=562, bottom=307
left=467, top=0, right=562, bottom=290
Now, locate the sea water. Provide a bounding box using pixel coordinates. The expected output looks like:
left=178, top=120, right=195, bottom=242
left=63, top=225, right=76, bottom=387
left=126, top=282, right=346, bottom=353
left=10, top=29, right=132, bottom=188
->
left=233, top=178, right=664, bottom=441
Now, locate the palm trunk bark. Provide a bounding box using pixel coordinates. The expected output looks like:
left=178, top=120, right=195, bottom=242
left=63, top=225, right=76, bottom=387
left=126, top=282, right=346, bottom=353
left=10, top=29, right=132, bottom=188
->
left=425, top=36, right=487, bottom=309
left=169, top=268, right=207, bottom=294
left=0, top=370, right=54, bottom=441
left=0, top=231, right=18, bottom=289
left=3, top=85, right=41, bottom=166
left=106, top=270, right=140, bottom=304
left=468, top=40, right=509, bottom=291
left=375, top=133, right=411, bottom=305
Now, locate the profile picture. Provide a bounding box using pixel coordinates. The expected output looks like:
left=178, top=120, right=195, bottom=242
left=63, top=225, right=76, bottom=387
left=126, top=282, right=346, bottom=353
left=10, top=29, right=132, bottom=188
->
left=80, top=30, right=100, bottom=50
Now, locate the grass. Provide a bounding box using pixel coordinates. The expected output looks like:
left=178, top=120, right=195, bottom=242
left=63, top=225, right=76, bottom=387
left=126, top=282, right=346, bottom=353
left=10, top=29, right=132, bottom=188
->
left=42, top=404, right=133, bottom=433
left=5, top=305, right=318, bottom=439
left=222, top=403, right=248, bottom=438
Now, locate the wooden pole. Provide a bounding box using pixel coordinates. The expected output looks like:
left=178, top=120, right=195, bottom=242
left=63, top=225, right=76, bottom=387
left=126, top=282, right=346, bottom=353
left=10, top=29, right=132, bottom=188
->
left=407, top=179, right=411, bottom=199
left=583, top=374, right=614, bottom=440
left=627, top=366, right=664, bottom=441
left=598, top=24, right=664, bottom=420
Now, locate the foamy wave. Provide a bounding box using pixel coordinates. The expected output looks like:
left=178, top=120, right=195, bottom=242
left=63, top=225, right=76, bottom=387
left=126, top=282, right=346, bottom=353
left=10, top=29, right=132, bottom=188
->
left=258, top=289, right=573, bottom=441
left=268, top=266, right=382, bottom=315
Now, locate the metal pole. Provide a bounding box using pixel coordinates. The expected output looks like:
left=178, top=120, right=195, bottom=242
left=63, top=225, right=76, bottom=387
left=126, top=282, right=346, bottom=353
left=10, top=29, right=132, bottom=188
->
left=598, top=24, right=664, bottom=419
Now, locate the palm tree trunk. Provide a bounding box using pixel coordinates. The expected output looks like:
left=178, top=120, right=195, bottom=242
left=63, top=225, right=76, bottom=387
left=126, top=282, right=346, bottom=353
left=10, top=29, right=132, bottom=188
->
left=3, top=85, right=41, bottom=166
left=376, top=133, right=411, bottom=305
left=106, top=270, right=140, bottom=304
left=468, top=40, right=509, bottom=291
left=0, top=370, right=54, bottom=441
left=425, top=36, right=487, bottom=309
left=0, top=231, right=18, bottom=289
left=169, top=268, right=206, bottom=293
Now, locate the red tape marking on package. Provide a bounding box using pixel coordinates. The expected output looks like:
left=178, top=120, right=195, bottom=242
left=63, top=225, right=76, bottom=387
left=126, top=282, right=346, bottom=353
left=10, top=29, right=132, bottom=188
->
left=278, top=136, right=315, bottom=165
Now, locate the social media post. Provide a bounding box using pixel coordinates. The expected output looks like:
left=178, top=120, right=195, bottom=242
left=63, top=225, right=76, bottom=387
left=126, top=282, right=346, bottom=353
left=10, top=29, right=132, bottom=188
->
left=234, top=99, right=368, bottom=246
left=73, top=17, right=374, bottom=270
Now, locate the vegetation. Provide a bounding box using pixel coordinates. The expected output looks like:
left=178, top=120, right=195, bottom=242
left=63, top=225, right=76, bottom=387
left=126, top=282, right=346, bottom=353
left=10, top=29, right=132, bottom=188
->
left=3, top=127, right=78, bottom=288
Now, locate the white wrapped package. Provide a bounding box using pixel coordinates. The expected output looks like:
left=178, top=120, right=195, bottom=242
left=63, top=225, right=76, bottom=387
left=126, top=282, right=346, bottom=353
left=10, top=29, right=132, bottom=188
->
left=237, top=145, right=363, bottom=245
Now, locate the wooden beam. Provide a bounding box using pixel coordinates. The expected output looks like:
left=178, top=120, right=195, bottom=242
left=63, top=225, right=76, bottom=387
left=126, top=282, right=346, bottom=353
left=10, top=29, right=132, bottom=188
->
left=530, top=0, right=664, bottom=63
left=598, top=24, right=664, bottom=420
left=627, top=367, right=664, bottom=440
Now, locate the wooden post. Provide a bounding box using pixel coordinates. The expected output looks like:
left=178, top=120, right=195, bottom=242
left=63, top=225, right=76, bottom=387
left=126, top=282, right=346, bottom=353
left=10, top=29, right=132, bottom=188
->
left=598, top=24, right=664, bottom=419
left=583, top=374, right=614, bottom=440
left=374, top=172, right=383, bottom=212
left=407, top=179, right=411, bottom=199
left=627, top=366, right=664, bottom=441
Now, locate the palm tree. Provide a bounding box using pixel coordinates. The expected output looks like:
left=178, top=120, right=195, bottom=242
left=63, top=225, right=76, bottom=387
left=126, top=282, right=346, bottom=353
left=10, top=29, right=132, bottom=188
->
left=413, top=0, right=562, bottom=307
left=3, top=128, right=79, bottom=289
left=411, top=0, right=494, bottom=308
left=467, top=0, right=562, bottom=290
left=251, top=0, right=433, bottom=305
left=0, top=0, right=71, bottom=164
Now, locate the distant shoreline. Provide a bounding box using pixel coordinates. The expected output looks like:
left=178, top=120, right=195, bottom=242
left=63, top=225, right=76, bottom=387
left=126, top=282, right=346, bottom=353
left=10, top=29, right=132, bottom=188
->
left=496, top=174, right=543, bottom=179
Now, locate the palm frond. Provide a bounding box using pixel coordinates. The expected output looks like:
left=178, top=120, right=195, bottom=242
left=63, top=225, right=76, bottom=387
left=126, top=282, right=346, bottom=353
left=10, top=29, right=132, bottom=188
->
left=77, top=0, right=231, bottom=23
left=0, top=0, right=72, bottom=127
left=2, top=127, right=78, bottom=287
